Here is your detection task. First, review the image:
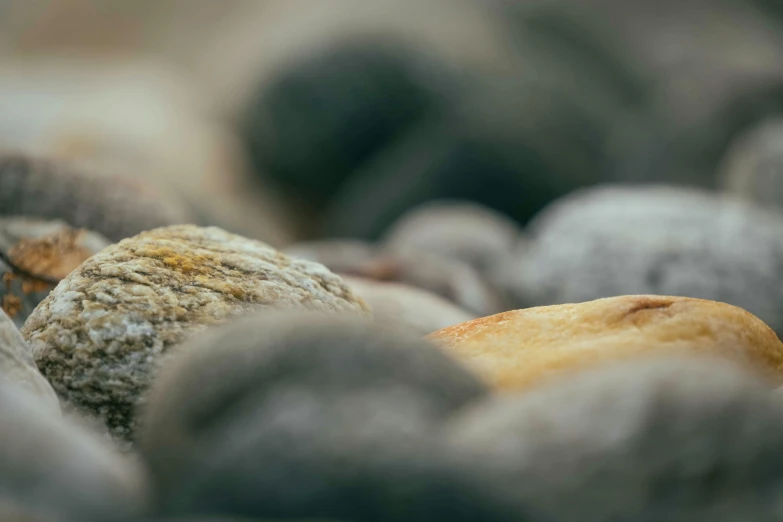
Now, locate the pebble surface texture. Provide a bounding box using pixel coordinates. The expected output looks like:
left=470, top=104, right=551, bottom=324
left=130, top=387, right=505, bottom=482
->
left=23, top=225, right=370, bottom=443
left=427, top=295, right=783, bottom=391
left=140, top=311, right=494, bottom=521
left=446, top=355, right=783, bottom=522
left=511, top=185, right=783, bottom=333
left=0, top=308, right=59, bottom=413
left=0, top=217, right=110, bottom=327
left=0, top=154, right=192, bottom=242
left=0, top=378, right=148, bottom=522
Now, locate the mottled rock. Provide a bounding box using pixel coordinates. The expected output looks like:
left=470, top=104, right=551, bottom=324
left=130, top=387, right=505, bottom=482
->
left=447, top=355, right=783, bottom=522
left=0, top=308, right=58, bottom=412
left=428, top=295, right=783, bottom=391
left=343, top=276, right=476, bottom=335
left=286, top=240, right=506, bottom=316
left=0, top=217, right=110, bottom=326
left=0, top=154, right=191, bottom=242
left=718, top=119, right=783, bottom=210
left=0, top=378, right=147, bottom=522
left=140, top=311, right=492, bottom=521
left=511, top=185, right=783, bottom=334
left=382, top=200, right=523, bottom=276
left=23, top=225, right=369, bottom=442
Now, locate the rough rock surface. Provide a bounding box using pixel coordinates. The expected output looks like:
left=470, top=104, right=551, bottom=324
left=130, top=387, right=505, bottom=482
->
left=446, top=355, right=783, bottom=522
left=0, top=308, right=59, bottom=413
left=23, top=225, right=369, bottom=442
left=511, top=185, right=783, bottom=334
left=343, top=276, right=475, bottom=335
left=0, top=217, right=110, bottom=326
left=0, top=154, right=192, bottom=242
left=140, top=311, right=492, bottom=521
left=428, top=295, right=783, bottom=392
left=0, top=377, right=148, bottom=522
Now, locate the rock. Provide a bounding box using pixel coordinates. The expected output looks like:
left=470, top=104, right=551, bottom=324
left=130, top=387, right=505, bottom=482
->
left=382, top=200, right=523, bottom=276
left=0, top=217, right=111, bottom=326
left=139, top=311, right=492, bottom=521
left=23, top=225, right=369, bottom=442
left=286, top=240, right=507, bottom=316
left=0, top=307, right=59, bottom=413
left=0, top=154, right=191, bottom=242
left=0, top=377, right=148, bottom=522
left=511, top=185, right=783, bottom=334
left=718, top=119, right=783, bottom=210
left=241, top=38, right=449, bottom=209
left=427, top=295, right=783, bottom=391
left=446, top=355, right=783, bottom=522
left=343, top=276, right=476, bottom=335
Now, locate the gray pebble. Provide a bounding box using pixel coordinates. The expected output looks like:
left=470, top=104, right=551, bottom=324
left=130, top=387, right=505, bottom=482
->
left=447, top=355, right=783, bottom=522
left=0, top=377, right=148, bottom=522
left=512, top=185, right=783, bottom=334
left=139, top=311, right=496, bottom=521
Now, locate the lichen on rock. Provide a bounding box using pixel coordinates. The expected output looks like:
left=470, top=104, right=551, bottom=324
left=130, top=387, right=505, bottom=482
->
left=22, top=224, right=369, bottom=443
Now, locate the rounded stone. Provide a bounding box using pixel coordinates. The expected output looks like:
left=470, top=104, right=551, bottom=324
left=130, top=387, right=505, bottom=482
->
left=427, top=295, right=783, bottom=392
left=718, top=119, right=783, bottom=210
left=0, top=154, right=191, bottom=242
left=0, top=217, right=110, bottom=327
left=286, top=240, right=507, bottom=316
left=22, top=225, right=369, bottom=442
left=139, top=311, right=491, bottom=520
left=510, top=185, right=783, bottom=334
left=446, top=355, right=783, bottom=522
left=0, top=307, right=59, bottom=413
left=0, top=378, right=148, bottom=522
left=343, top=276, right=476, bottom=335
left=382, top=200, right=523, bottom=276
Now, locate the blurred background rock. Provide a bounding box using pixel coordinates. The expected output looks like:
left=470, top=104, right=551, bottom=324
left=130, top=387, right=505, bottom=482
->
left=3, top=0, right=783, bottom=314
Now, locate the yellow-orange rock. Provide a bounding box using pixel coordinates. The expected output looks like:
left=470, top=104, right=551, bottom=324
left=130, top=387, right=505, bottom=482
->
left=427, top=295, right=783, bottom=390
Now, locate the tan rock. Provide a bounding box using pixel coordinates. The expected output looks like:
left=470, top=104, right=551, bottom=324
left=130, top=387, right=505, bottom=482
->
left=343, top=276, right=474, bottom=335
left=427, top=295, right=783, bottom=391
left=22, top=225, right=369, bottom=442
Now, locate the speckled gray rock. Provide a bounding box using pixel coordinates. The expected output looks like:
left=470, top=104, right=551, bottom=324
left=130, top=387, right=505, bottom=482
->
left=0, top=308, right=58, bottom=413
left=0, top=377, right=148, bottom=522
left=512, top=185, right=783, bottom=334
left=343, top=276, right=475, bottom=335
left=718, top=119, right=783, bottom=210
left=383, top=200, right=523, bottom=276
left=139, top=311, right=495, bottom=521
left=286, top=240, right=507, bottom=316
left=23, top=225, right=369, bottom=443
left=446, top=355, right=783, bottom=522
left=0, top=217, right=110, bottom=327
left=0, top=154, right=192, bottom=242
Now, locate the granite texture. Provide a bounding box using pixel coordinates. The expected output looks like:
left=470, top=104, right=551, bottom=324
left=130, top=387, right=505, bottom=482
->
left=23, top=225, right=369, bottom=442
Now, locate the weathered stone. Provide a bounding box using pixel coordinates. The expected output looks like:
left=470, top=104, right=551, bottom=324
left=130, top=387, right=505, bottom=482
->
left=23, top=225, right=369, bottom=442
left=428, top=295, right=783, bottom=392
left=511, top=185, right=783, bottom=334
left=447, top=355, right=783, bottom=522
left=0, top=217, right=111, bottom=326
left=139, top=311, right=493, bottom=521
left=0, top=154, right=192, bottom=242
left=0, top=378, right=147, bottom=522
left=343, top=276, right=476, bottom=335
left=286, top=240, right=507, bottom=316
